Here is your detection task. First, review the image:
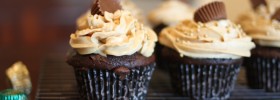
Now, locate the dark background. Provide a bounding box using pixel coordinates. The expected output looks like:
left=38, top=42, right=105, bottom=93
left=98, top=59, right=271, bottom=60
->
left=0, top=0, right=91, bottom=99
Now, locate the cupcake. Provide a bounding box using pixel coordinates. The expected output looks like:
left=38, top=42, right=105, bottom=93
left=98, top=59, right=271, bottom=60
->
left=159, top=1, right=255, bottom=99
left=67, top=0, right=158, bottom=99
left=238, top=0, right=280, bottom=92
left=148, top=0, right=194, bottom=70
left=148, top=0, right=194, bottom=34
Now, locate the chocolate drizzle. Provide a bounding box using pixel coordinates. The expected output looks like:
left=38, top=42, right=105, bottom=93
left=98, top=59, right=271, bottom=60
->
left=272, top=8, right=280, bottom=21
left=250, top=0, right=267, bottom=9
left=194, top=1, right=227, bottom=23
left=91, top=0, right=122, bottom=15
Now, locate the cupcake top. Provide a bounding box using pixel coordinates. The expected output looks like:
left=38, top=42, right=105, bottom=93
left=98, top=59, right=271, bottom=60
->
left=159, top=1, right=255, bottom=59
left=148, top=0, right=194, bottom=26
left=76, top=0, right=145, bottom=30
left=70, top=0, right=157, bottom=57
left=238, top=0, right=280, bottom=47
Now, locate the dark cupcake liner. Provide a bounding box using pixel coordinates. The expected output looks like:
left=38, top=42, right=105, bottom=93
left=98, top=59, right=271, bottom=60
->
left=169, top=63, right=241, bottom=100
left=155, top=43, right=166, bottom=70
left=153, top=24, right=167, bottom=70
left=244, top=57, right=280, bottom=92
left=73, top=63, right=156, bottom=100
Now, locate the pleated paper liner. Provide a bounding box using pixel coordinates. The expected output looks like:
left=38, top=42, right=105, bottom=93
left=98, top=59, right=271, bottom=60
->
left=169, top=62, right=241, bottom=100
left=244, top=56, right=280, bottom=92
left=194, top=1, right=227, bottom=23
left=74, top=63, right=156, bottom=100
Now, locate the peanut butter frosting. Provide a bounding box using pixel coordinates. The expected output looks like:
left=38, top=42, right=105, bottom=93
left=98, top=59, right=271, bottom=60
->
left=159, top=20, right=255, bottom=59
left=238, top=2, right=280, bottom=48
left=70, top=10, right=157, bottom=57
left=76, top=11, right=91, bottom=30
left=77, top=0, right=145, bottom=29
left=148, top=0, right=194, bottom=26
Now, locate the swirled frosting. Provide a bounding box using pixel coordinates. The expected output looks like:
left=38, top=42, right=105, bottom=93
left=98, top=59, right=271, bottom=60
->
left=148, top=0, right=194, bottom=26
left=76, top=11, right=91, bottom=30
left=70, top=10, right=157, bottom=57
left=159, top=20, right=255, bottom=59
left=238, top=5, right=280, bottom=48
left=76, top=0, right=145, bottom=29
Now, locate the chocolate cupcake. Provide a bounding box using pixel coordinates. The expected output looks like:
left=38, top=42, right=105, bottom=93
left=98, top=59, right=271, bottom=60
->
left=148, top=0, right=194, bottom=70
left=67, top=0, right=158, bottom=99
left=238, top=0, right=280, bottom=92
left=159, top=1, right=255, bottom=99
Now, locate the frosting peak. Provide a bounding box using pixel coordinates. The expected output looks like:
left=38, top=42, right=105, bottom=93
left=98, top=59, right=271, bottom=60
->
left=70, top=10, right=157, bottom=57
left=159, top=20, right=255, bottom=59
left=238, top=3, right=280, bottom=48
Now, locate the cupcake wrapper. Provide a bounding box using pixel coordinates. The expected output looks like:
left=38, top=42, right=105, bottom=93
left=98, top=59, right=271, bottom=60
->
left=74, top=63, right=155, bottom=100
left=244, top=57, right=280, bottom=92
left=169, top=63, right=241, bottom=100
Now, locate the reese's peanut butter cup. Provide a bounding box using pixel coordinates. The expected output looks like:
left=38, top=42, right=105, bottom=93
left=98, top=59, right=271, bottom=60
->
left=250, top=0, right=267, bottom=9
left=194, top=1, right=227, bottom=23
left=91, top=0, right=122, bottom=15
left=272, top=8, right=280, bottom=21
left=91, top=0, right=102, bottom=15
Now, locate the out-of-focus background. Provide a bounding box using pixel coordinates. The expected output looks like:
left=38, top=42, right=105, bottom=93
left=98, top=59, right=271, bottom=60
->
left=0, top=0, right=250, bottom=99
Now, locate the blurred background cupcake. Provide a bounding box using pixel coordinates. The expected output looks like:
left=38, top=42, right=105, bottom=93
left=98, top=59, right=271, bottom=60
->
left=238, top=0, right=280, bottom=92
left=67, top=0, right=158, bottom=99
left=148, top=0, right=194, bottom=34
left=159, top=1, right=255, bottom=99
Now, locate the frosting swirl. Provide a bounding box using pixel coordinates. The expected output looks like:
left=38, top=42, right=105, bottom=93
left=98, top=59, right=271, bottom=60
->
left=76, top=11, right=91, bottom=30
left=159, top=20, right=255, bottom=59
left=238, top=5, right=280, bottom=48
left=70, top=10, right=157, bottom=57
left=148, top=0, right=194, bottom=26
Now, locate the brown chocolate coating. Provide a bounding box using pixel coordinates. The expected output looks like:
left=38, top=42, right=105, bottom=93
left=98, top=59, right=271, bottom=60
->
left=194, top=1, right=227, bottom=23
left=251, top=45, right=280, bottom=58
left=99, top=0, right=122, bottom=14
left=91, top=0, right=102, bottom=15
left=161, top=47, right=243, bottom=65
left=91, top=0, right=122, bottom=15
left=250, top=0, right=267, bottom=10
left=272, top=8, right=280, bottom=21
left=67, top=51, right=155, bottom=70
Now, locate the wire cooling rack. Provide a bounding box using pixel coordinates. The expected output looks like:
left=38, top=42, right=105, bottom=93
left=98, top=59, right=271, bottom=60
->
left=36, top=57, right=280, bottom=100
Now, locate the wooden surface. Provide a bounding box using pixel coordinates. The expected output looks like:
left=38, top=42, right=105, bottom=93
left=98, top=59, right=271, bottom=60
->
left=0, top=0, right=91, bottom=100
